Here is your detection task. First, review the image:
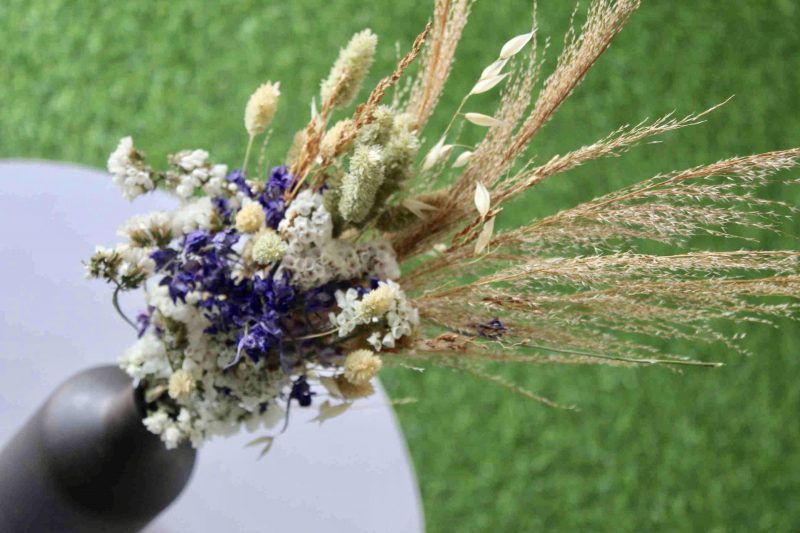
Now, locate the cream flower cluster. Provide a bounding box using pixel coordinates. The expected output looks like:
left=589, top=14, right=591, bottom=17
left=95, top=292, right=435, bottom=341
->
left=330, top=280, right=419, bottom=351
left=169, top=149, right=230, bottom=199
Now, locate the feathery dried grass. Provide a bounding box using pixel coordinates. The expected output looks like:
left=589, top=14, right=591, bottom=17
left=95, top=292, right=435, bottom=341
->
left=399, top=149, right=800, bottom=386
left=405, top=0, right=473, bottom=131
left=391, top=0, right=642, bottom=260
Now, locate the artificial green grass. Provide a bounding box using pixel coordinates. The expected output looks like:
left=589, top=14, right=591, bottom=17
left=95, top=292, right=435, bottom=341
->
left=3, top=1, right=800, bottom=531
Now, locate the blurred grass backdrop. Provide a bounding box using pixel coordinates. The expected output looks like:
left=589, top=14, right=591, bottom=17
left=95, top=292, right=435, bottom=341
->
left=2, top=0, right=800, bottom=530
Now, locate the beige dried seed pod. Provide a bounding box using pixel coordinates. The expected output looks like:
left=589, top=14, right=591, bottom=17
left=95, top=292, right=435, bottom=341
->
left=244, top=81, right=281, bottom=137
left=464, top=112, right=506, bottom=128
left=320, top=119, right=355, bottom=159
left=499, top=31, right=534, bottom=60
left=320, top=29, right=378, bottom=109
left=474, top=182, right=491, bottom=218
left=453, top=150, right=473, bottom=168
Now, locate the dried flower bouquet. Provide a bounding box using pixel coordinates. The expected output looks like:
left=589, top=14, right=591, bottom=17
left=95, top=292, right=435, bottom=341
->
left=87, top=0, right=800, bottom=449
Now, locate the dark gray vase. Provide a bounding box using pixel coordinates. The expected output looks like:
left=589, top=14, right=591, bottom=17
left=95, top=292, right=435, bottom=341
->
left=0, top=366, right=196, bottom=532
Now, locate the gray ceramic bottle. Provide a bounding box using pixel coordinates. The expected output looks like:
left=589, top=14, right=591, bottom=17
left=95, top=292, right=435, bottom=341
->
left=0, top=366, right=196, bottom=532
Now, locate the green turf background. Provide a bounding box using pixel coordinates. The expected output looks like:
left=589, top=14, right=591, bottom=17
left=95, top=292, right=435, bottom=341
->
left=2, top=1, right=799, bottom=531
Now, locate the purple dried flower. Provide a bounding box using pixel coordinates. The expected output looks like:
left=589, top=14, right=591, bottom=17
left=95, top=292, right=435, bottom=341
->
left=475, top=318, right=508, bottom=339
left=226, top=169, right=253, bottom=198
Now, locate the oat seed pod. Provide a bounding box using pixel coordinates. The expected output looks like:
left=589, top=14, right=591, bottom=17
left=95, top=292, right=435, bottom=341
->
left=422, top=136, right=454, bottom=171
left=453, top=150, right=473, bottom=168
left=499, top=31, right=534, bottom=60
left=244, top=81, right=281, bottom=137
left=464, top=112, right=506, bottom=128
left=474, top=182, right=491, bottom=218
left=320, top=29, right=378, bottom=109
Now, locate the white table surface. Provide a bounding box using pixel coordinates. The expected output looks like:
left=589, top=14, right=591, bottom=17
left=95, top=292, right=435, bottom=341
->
left=0, top=160, right=424, bottom=533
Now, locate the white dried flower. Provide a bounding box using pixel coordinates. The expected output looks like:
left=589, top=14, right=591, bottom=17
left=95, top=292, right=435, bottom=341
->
left=116, top=244, right=156, bottom=279
left=321, top=29, right=378, bottom=109
left=499, top=31, right=534, bottom=60
left=343, top=349, right=383, bottom=386
left=170, top=196, right=215, bottom=234
left=120, top=332, right=171, bottom=381
left=108, top=136, right=154, bottom=200
left=464, top=112, right=507, bottom=128
left=251, top=229, right=287, bottom=265
left=331, top=280, right=418, bottom=351
left=174, top=149, right=209, bottom=171
left=169, top=149, right=229, bottom=199
left=244, top=81, right=281, bottom=137
left=474, top=182, right=491, bottom=218
left=118, top=211, right=173, bottom=248
left=356, top=284, right=396, bottom=321
left=168, top=369, right=195, bottom=399
left=235, top=201, right=266, bottom=233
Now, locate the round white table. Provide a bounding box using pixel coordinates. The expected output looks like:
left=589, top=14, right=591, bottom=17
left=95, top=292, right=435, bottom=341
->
left=0, top=160, right=424, bottom=533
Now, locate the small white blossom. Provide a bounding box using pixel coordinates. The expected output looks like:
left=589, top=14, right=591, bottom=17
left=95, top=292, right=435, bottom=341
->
left=121, top=332, right=171, bottom=381
left=170, top=197, right=215, bottom=234
left=330, top=280, right=418, bottom=350
left=169, top=149, right=229, bottom=199
left=108, top=136, right=154, bottom=200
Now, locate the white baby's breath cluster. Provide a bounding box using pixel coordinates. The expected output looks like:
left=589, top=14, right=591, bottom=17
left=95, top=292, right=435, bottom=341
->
left=108, top=137, right=155, bottom=200
left=277, top=189, right=400, bottom=290
left=168, top=149, right=230, bottom=199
